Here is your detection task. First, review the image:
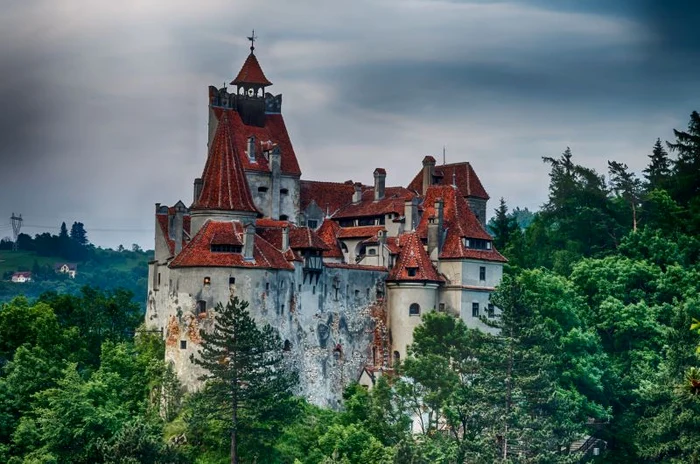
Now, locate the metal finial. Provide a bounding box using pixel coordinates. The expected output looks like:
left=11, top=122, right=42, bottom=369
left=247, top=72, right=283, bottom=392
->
left=247, top=29, right=257, bottom=52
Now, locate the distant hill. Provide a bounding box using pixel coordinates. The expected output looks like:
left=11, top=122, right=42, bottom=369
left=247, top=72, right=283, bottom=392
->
left=0, top=223, right=150, bottom=308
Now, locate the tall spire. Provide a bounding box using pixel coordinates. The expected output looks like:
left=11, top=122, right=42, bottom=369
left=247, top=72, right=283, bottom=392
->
left=231, top=30, right=272, bottom=87
left=193, top=111, right=258, bottom=213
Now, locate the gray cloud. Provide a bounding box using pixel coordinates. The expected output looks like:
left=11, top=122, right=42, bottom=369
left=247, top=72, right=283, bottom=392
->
left=0, top=0, right=698, bottom=247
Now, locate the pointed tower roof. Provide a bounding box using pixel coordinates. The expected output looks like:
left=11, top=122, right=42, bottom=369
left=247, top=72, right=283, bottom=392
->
left=387, top=232, right=443, bottom=283
left=231, top=52, right=273, bottom=86
left=193, top=111, right=258, bottom=213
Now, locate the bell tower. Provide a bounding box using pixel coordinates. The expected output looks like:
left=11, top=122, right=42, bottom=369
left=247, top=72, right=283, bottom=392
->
left=231, top=30, right=272, bottom=127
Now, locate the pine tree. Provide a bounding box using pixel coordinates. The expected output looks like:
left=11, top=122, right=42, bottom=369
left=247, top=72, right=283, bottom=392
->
left=69, top=222, right=88, bottom=246
left=643, top=138, right=672, bottom=191
left=192, top=297, right=298, bottom=464
left=608, top=161, right=643, bottom=232
left=667, top=111, right=700, bottom=205
left=491, top=198, right=519, bottom=252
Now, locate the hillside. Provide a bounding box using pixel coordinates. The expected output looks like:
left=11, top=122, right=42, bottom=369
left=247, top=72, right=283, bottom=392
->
left=0, top=247, right=150, bottom=308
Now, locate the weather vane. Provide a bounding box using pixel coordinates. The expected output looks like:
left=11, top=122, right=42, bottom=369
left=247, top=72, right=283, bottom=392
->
left=247, top=29, right=257, bottom=52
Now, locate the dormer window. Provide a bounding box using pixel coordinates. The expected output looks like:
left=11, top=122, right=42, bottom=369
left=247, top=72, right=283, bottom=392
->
left=247, top=136, right=256, bottom=161
left=407, top=267, right=418, bottom=277
left=211, top=244, right=243, bottom=253
left=464, top=238, right=491, bottom=250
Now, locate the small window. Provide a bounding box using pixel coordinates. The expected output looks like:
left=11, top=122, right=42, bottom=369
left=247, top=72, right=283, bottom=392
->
left=229, top=277, right=236, bottom=285
left=354, top=289, right=360, bottom=298
left=280, top=188, right=289, bottom=195
left=439, top=303, right=445, bottom=311
left=472, top=302, right=480, bottom=317
left=197, top=300, right=206, bottom=314
left=266, top=282, right=270, bottom=291
left=203, top=276, right=211, bottom=285
left=298, top=284, right=302, bottom=292
left=180, top=340, right=187, bottom=350
left=479, top=266, right=486, bottom=281
left=366, top=288, right=370, bottom=299
left=307, top=219, right=318, bottom=229
left=280, top=215, right=289, bottom=221
left=407, top=267, right=417, bottom=277
left=281, top=304, right=285, bottom=313
left=258, top=186, right=269, bottom=193
left=283, top=340, right=292, bottom=351
left=368, top=248, right=376, bottom=255
left=393, top=351, right=400, bottom=365
left=157, top=273, right=161, bottom=286
left=312, top=286, right=316, bottom=295
left=211, top=244, right=243, bottom=253
left=488, top=303, right=495, bottom=318
left=409, top=303, right=420, bottom=316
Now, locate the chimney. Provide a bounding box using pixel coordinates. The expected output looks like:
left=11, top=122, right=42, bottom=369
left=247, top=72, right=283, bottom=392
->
left=193, top=178, right=203, bottom=203
left=427, top=216, right=439, bottom=262
left=404, top=198, right=417, bottom=232
left=173, top=202, right=187, bottom=255
left=353, top=182, right=363, bottom=204
left=373, top=168, right=386, bottom=201
left=422, top=156, right=436, bottom=195
left=434, top=199, right=444, bottom=252
left=281, top=226, right=289, bottom=251
left=243, top=223, right=255, bottom=260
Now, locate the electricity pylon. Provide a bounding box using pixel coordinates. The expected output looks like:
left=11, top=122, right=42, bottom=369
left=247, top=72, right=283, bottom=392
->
left=10, top=213, right=22, bottom=251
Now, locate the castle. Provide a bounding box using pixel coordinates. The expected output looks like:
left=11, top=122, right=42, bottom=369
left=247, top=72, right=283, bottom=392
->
left=145, top=39, right=506, bottom=407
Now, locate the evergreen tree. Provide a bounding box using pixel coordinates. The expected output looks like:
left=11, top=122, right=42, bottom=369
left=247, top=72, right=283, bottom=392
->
left=69, top=222, right=88, bottom=246
left=491, top=198, right=519, bottom=252
left=608, top=161, right=643, bottom=232
left=643, top=138, right=672, bottom=190
left=191, top=297, right=298, bottom=464
left=667, top=111, right=700, bottom=205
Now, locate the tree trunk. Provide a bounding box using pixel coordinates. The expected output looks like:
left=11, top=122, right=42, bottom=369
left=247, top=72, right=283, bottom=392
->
left=632, top=201, right=637, bottom=232
left=231, top=401, right=238, bottom=464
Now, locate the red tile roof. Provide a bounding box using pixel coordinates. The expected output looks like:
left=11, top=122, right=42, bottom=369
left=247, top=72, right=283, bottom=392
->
left=170, top=221, right=293, bottom=270
left=289, top=227, right=329, bottom=250
left=255, top=218, right=290, bottom=228
left=212, top=108, right=301, bottom=176
left=300, top=180, right=356, bottom=215
left=193, top=112, right=259, bottom=213
left=387, top=232, right=443, bottom=283
left=408, top=162, right=489, bottom=200
left=231, top=53, right=273, bottom=86
left=333, top=187, right=415, bottom=219
left=337, top=225, right=385, bottom=239
left=316, top=219, right=344, bottom=258
left=156, top=213, right=191, bottom=255
left=416, top=185, right=506, bottom=262
left=385, top=236, right=401, bottom=255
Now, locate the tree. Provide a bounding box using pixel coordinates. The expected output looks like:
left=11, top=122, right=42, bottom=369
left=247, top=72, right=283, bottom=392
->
left=608, top=161, right=643, bottom=232
left=643, top=138, right=672, bottom=191
left=70, top=222, right=88, bottom=246
left=131, top=243, right=143, bottom=253
left=191, top=297, right=298, bottom=464
left=491, top=198, right=519, bottom=252
left=667, top=111, right=700, bottom=205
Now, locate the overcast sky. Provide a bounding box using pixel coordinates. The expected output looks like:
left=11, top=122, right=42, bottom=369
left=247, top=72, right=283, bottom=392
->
left=0, top=0, right=698, bottom=248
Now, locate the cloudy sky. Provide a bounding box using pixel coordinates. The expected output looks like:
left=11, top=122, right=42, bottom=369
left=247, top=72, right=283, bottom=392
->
left=0, top=0, right=698, bottom=248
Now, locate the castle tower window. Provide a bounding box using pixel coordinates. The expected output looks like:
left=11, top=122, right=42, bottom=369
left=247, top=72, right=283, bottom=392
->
left=280, top=188, right=289, bottom=195
left=266, top=282, right=270, bottom=291
left=407, top=267, right=418, bottom=277
left=472, top=302, right=480, bottom=317
left=283, top=340, right=292, bottom=351
left=203, top=276, right=211, bottom=286
left=280, top=215, right=289, bottom=221
left=197, top=300, right=206, bottom=314
left=229, top=277, right=236, bottom=285
left=258, top=186, right=268, bottom=193
left=409, top=303, right=421, bottom=316
left=479, top=266, right=486, bottom=281
left=393, top=351, right=400, bottom=365
left=180, top=340, right=187, bottom=350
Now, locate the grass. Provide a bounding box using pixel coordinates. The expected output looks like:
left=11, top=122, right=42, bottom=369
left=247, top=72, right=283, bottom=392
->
left=0, top=251, right=58, bottom=275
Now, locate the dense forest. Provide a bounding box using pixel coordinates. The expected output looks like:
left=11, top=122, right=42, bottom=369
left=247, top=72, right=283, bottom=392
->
left=0, top=222, right=149, bottom=308
left=0, top=111, right=699, bottom=463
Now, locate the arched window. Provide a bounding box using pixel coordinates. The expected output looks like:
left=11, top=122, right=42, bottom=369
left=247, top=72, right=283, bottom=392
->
left=283, top=340, right=292, bottom=351
left=197, top=300, right=206, bottom=314
left=409, top=303, right=420, bottom=316
left=279, top=214, right=289, bottom=221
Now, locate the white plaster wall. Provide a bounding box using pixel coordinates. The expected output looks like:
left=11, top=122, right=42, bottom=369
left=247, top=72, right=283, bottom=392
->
left=461, top=260, right=503, bottom=288
left=387, top=283, right=439, bottom=361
